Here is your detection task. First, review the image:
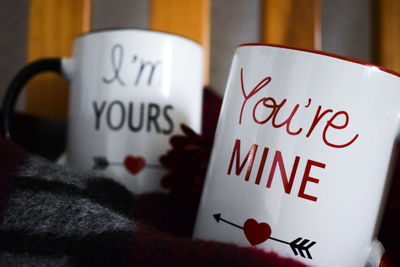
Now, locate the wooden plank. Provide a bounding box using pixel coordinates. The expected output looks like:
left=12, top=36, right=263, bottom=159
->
left=150, top=0, right=210, bottom=85
left=376, top=0, right=400, bottom=73
left=26, top=0, right=91, bottom=121
left=262, top=0, right=321, bottom=50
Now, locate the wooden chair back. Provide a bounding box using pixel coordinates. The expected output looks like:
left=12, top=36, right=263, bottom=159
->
left=25, top=0, right=399, bottom=121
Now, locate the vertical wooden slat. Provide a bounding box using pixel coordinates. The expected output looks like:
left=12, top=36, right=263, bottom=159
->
left=262, top=0, right=321, bottom=50
left=149, top=0, right=210, bottom=85
left=376, top=0, right=400, bottom=73
left=26, top=0, right=91, bottom=121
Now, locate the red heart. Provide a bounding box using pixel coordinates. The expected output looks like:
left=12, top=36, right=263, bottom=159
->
left=243, top=218, right=271, bottom=246
left=124, top=155, right=146, bottom=175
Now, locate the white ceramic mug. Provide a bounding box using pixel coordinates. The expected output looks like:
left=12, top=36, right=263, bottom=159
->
left=193, top=43, right=398, bottom=266
left=2, top=29, right=203, bottom=194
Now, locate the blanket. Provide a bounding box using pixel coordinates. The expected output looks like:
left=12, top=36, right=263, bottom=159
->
left=0, top=135, right=308, bottom=267
left=0, top=89, right=398, bottom=266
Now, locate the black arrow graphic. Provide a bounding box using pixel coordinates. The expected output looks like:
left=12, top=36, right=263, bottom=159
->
left=213, top=213, right=244, bottom=229
left=213, top=213, right=316, bottom=260
left=289, top=237, right=316, bottom=259
left=92, top=156, right=109, bottom=170
left=92, top=156, right=163, bottom=171
left=92, top=156, right=127, bottom=170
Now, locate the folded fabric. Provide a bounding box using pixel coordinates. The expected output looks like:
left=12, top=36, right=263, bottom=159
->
left=0, top=135, right=309, bottom=267
left=1, top=88, right=398, bottom=266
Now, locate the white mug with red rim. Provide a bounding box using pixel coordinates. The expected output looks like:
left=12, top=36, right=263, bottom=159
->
left=193, top=43, right=398, bottom=266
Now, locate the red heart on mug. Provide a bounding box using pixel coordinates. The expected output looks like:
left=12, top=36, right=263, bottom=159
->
left=243, top=218, right=271, bottom=246
left=124, top=155, right=146, bottom=175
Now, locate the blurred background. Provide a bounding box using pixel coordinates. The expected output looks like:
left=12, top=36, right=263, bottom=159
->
left=0, top=0, right=397, bottom=121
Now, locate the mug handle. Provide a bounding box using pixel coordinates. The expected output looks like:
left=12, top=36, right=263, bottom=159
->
left=366, top=239, right=391, bottom=267
left=1, top=58, right=65, bottom=139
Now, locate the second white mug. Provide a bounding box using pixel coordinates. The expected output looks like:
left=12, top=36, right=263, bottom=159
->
left=2, top=29, right=204, bottom=194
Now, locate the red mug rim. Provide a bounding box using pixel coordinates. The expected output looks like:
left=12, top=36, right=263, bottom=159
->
left=238, top=43, right=400, bottom=79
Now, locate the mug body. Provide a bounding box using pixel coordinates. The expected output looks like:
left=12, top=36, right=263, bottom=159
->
left=193, top=44, right=400, bottom=266
left=65, top=29, right=203, bottom=193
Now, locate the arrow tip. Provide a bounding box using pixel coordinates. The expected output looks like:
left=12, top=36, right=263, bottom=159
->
left=213, top=213, right=221, bottom=222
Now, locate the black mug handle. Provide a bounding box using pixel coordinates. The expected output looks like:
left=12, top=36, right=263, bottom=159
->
left=1, top=58, right=62, bottom=139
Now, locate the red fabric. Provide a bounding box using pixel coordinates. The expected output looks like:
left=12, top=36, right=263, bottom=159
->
left=379, top=152, right=400, bottom=266
left=132, top=194, right=309, bottom=266
left=132, top=223, right=309, bottom=267
left=0, top=134, right=29, bottom=212
left=201, top=87, right=222, bottom=138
